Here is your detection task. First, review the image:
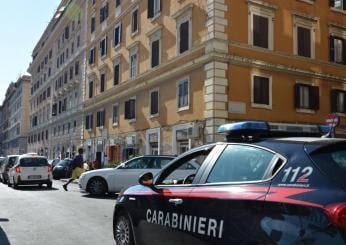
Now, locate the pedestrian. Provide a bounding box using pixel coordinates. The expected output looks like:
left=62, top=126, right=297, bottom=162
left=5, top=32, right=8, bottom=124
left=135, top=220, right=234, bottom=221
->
left=63, top=148, right=85, bottom=191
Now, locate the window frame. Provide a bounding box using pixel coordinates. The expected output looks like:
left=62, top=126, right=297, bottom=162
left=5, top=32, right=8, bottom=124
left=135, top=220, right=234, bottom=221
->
left=294, top=82, right=319, bottom=112
left=112, top=103, right=119, bottom=126
left=248, top=4, right=274, bottom=50
left=131, top=6, right=139, bottom=35
left=129, top=46, right=139, bottom=80
left=124, top=96, right=136, bottom=121
left=176, top=10, right=192, bottom=55
left=149, top=88, right=160, bottom=117
left=113, top=23, right=122, bottom=48
left=293, top=16, right=316, bottom=59
left=149, top=29, right=161, bottom=68
left=251, top=73, right=272, bottom=109
left=100, top=36, right=108, bottom=58
left=176, top=77, right=190, bottom=111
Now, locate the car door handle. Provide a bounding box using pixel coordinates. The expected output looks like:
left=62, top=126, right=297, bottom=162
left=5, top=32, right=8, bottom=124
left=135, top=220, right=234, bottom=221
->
left=168, top=198, right=183, bottom=205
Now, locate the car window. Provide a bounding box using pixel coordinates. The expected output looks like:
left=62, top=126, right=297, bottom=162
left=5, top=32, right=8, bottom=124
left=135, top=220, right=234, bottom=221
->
left=207, top=145, right=275, bottom=183
left=20, top=158, right=48, bottom=167
left=125, top=158, right=146, bottom=169
left=158, top=158, right=173, bottom=168
left=7, top=157, right=18, bottom=167
left=157, top=149, right=212, bottom=185
left=310, top=143, right=346, bottom=190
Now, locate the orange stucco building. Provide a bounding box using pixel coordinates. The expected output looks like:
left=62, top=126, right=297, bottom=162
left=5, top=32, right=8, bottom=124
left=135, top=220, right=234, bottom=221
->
left=83, top=0, right=346, bottom=164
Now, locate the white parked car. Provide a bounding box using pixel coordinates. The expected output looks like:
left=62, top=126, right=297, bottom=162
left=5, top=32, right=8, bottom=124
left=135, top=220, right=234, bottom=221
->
left=8, top=154, right=53, bottom=188
left=79, top=156, right=175, bottom=195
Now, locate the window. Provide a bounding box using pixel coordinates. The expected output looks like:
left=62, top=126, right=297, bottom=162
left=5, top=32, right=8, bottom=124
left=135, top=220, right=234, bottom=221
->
left=131, top=8, right=138, bottom=34
left=100, top=73, right=106, bottom=93
left=89, top=81, right=94, bottom=98
left=148, top=0, right=161, bottom=19
left=157, top=148, right=213, bottom=185
left=330, top=35, right=346, bottom=64
left=294, top=83, right=319, bottom=110
left=100, top=37, right=107, bottom=57
left=75, top=61, right=79, bottom=75
left=331, top=90, right=346, bottom=113
left=150, top=29, right=161, bottom=68
left=100, top=2, right=109, bottom=23
left=294, top=16, right=315, bottom=58
left=330, top=0, right=346, bottom=10
left=150, top=90, right=159, bottom=116
left=115, top=0, right=121, bottom=8
left=207, top=145, right=275, bottom=183
left=96, top=110, right=105, bottom=127
left=89, top=47, right=95, bottom=64
left=112, top=103, right=119, bottom=125
left=125, top=98, right=136, bottom=120
left=178, top=19, right=190, bottom=54
left=69, top=66, right=74, bottom=80
left=130, top=47, right=138, bottom=79
left=252, top=75, right=271, bottom=107
left=177, top=78, right=189, bottom=110
left=297, top=26, right=311, bottom=57
left=113, top=23, right=122, bottom=48
left=91, top=16, right=95, bottom=33
left=113, top=62, right=120, bottom=85
left=85, top=114, right=94, bottom=130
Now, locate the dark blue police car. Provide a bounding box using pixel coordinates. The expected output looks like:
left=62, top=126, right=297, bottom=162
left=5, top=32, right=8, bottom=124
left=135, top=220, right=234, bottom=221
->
left=113, top=121, right=346, bottom=245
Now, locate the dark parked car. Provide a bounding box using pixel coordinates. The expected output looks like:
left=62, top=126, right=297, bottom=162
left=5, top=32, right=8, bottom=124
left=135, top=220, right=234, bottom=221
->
left=0, top=157, right=6, bottom=182
left=52, top=158, right=73, bottom=180
left=0, top=155, right=19, bottom=184
left=113, top=121, right=346, bottom=245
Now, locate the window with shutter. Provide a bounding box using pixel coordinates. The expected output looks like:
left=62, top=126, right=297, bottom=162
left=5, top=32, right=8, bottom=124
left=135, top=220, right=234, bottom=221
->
left=177, top=79, right=189, bottom=109
left=253, top=76, right=270, bottom=105
left=295, top=84, right=319, bottom=110
left=91, top=16, right=95, bottom=33
left=179, top=21, right=189, bottom=54
left=148, top=0, right=154, bottom=18
left=150, top=90, right=159, bottom=116
left=113, top=64, right=120, bottom=85
left=253, top=15, right=269, bottom=49
left=151, top=39, right=160, bottom=67
left=100, top=73, right=105, bottom=93
left=113, top=104, right=119, bottom=125
left=297, top=26, right=311, bottom=57
left=116, top=0, right=121, bottom=7
left=113, top=24, right=121, bottom=47
left=89, top=81, right=94, bottom=98
left=132, top=9, right=138, bottom=33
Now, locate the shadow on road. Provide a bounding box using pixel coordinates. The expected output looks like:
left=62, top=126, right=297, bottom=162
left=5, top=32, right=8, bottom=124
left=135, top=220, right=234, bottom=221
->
left=0, top=219, right=10, bottom=245
left=12, top=186, right=59, bottom=192
left=81, top=193, right=118, bottom=200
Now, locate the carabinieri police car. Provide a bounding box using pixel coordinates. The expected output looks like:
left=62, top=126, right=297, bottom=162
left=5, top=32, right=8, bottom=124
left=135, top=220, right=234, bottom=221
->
left=113, top=121, right=346, bottom=245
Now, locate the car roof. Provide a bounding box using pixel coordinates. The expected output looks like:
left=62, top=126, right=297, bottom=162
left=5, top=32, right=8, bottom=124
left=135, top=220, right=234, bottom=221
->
left=19, top=154, right=47, bottom=159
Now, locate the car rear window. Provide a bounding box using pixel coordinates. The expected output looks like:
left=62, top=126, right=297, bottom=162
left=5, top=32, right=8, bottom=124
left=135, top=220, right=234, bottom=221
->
left=310, top=143, right=346, bottom=190
left=20, top=158, right=48, bottom=167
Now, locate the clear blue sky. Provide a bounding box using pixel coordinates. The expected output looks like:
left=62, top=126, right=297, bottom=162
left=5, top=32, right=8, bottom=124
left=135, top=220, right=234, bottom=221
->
left=0, top=0, right=61, bottom=104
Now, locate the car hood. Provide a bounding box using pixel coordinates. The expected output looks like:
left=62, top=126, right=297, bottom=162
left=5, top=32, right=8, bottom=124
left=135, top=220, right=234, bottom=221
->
left=83, top=168, right=114, bottom=177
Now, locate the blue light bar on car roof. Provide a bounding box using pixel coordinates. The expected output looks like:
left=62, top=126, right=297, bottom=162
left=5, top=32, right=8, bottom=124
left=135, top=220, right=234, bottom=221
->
left=218, top=121, right=331, bottom=141
left=217, top=121, right=268, bottom=134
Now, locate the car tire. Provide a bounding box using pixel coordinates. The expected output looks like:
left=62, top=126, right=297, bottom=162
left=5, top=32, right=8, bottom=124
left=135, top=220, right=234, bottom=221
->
left=114, top=211, right=134, bottom=245
left=13, top=178, right=18, bottom=189
left=7, top=180, right=11, bottom=187
left=87, top=177, right=107, bottom=196
left=47, top=182, right=52, bottom=189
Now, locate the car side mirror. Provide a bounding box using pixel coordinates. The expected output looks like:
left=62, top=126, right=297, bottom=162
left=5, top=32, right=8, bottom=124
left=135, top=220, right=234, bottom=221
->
left=139, top=172, right=154, bottom=188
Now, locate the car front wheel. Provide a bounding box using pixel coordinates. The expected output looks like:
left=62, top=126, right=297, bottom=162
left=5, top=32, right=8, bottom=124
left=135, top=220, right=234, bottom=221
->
left=87, top=178, right=107, bottom=196
left=114, top=212, right=134, bottom=245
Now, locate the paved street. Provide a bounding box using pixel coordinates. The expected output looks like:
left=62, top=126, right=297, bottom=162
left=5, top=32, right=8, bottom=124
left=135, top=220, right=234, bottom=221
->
left=0, top=180, right=116, bottom=245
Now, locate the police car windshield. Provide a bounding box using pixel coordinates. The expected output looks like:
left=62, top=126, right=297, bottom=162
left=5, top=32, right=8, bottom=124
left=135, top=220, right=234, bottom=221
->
left=310, top=143, right=346, bottom=190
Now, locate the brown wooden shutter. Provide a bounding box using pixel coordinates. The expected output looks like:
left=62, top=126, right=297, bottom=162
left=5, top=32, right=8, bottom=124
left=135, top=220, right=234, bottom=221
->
left=294, top=84, right=301, bottom=109
left=311, top=86, right=320, bottom=110
left=331, top=90, right=338, bottom=112
left=330, top=36, right=335, bottom=62
left=148, top=0, right=154, bottom=18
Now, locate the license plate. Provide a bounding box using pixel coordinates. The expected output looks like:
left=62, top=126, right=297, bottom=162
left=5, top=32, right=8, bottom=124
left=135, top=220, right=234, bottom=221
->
left=28, top=175, right=41, bottom=180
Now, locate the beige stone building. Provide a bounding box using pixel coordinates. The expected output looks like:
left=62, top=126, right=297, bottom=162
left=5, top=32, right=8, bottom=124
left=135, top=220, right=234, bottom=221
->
left=84, top=0, right=346, bottom=165
left=27, top=0, right=87, bottom=158
left=1, top=76, right=31, bottom=155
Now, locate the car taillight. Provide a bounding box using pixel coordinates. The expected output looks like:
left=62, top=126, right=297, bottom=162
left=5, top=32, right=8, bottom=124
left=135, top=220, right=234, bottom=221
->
left=15, top=166, right=21, bottom=173
left=48, top=165, right=52, bottom=172
left=325, top=203, right=346, bottom=230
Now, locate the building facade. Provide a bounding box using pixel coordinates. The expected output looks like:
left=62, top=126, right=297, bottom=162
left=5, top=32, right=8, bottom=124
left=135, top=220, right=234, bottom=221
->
left=83, top=0, right=345, bottom=165
left=27, top=0, right=87, bottom=158
left=1, top=76, right=31, bottom=155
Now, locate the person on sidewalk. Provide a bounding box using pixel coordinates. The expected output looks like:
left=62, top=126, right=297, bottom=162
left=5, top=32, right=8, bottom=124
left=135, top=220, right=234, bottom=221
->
left=63, top=148, right=85, bottom=191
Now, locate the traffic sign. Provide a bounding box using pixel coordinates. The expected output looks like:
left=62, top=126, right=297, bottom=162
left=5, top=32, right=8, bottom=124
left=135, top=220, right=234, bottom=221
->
left=325, top=114, right=340, bottom=127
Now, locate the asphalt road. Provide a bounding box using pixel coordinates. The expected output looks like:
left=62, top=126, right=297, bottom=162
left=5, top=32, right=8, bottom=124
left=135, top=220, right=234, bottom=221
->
left=0, top=180, right=116, bottom=245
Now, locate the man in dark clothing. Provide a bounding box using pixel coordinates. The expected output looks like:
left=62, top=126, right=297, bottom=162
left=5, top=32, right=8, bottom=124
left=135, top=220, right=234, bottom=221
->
left=63, top=148, right=85, bottom=191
